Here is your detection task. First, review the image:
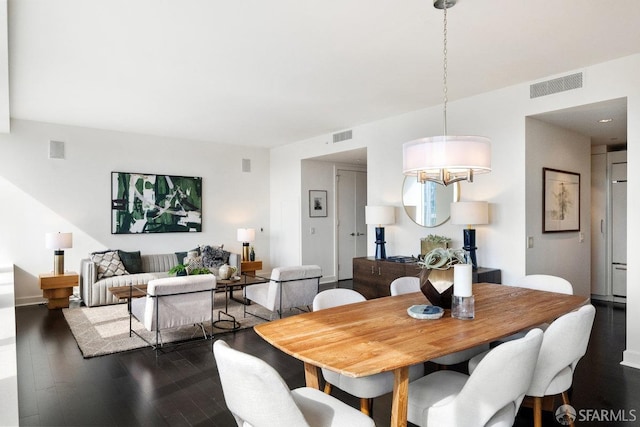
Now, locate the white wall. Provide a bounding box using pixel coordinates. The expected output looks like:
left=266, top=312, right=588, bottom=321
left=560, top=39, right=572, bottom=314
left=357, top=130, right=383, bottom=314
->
left=525, top=118, right=592, bottom=297
left=271, top=53, right=640, bottom=368
left=0, top=265, right=18, bottom=426
left=0, top=1, right=9, bottom=133
left=0, top=119, right=270, bottom=305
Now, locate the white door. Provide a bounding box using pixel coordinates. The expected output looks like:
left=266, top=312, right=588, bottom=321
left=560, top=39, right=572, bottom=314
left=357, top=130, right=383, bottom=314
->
left=611, top=161, right=627, bottom=297
left=337, top=169, right=367, bottom=280
left=590, top=153, right=607, bottom=296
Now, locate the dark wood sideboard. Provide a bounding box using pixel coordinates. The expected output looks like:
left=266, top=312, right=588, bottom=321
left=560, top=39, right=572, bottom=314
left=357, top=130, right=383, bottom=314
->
left=352, top=256, right=501, bottom=299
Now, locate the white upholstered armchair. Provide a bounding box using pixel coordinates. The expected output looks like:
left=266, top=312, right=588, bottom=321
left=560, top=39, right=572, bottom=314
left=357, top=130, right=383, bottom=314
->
left=244, top=265, right=322, bottom=319
left=130, top=275, right=216, bottom=350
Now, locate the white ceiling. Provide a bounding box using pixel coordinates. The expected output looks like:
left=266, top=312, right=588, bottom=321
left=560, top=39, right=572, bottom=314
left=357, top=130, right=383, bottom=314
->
left=7, top=0, right=640, bottom=148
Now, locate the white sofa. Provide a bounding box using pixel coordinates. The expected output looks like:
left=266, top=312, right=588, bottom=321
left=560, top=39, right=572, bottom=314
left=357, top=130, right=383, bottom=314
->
left=80, top=251, right=239, bottom=307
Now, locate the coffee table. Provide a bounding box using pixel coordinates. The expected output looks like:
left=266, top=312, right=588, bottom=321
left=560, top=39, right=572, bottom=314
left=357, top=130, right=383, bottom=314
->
left=108, top=284, right=148, bottom=300
left=214, top=274, right=270, bottom=330
left=108, top=284, right=148, bottom=337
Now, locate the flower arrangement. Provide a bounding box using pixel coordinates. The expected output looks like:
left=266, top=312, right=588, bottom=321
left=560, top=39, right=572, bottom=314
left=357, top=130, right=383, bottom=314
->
left=418, top=247, right=467, bottom=270
left=420, top=234, right=452, bottom=245
left=417, top=247, right=468, bottom=308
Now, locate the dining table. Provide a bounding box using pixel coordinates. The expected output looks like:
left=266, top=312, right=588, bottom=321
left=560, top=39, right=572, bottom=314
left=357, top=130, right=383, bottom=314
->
left=254, top=282, right=589, bottom=427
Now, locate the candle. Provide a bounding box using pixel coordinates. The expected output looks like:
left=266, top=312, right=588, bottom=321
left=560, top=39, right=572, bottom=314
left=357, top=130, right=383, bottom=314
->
left=454, top=264, right=473, bottom=297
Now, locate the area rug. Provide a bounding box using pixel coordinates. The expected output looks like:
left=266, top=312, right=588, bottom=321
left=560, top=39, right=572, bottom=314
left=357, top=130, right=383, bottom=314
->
left=63, top=293, right=279, bottom=358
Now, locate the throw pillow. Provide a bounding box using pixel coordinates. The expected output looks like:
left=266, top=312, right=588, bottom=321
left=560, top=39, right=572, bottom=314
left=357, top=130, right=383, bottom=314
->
left=175, top=247, right=201, bottom=265
left=91, top=251, right=129, bottom=280
left=117, top=250, right=143, bottom=274
left=201, top=244, right=230, bottom=268
left=185, top=256, right=204, bottom=274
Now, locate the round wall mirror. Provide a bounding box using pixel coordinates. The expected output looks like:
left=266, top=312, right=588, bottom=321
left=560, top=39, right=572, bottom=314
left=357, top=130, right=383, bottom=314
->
left=402, top=177, right=459, bottom=227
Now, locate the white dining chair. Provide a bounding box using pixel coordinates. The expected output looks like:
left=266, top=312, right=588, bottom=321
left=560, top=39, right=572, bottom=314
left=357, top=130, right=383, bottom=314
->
left=390, top=276, right=421, bottom=296
left=500, top=274, right=574, bottom=342
left=389, top=276, right=490, bottom=368
left=407, top=329, right=543, bottom=427
left=511, top=274, right=573, bottom=295
left=313, top=288, right=425, bottom=415
left=469, top=304, right=595, bottom=427
left=213, top=340, right=375, bottom=427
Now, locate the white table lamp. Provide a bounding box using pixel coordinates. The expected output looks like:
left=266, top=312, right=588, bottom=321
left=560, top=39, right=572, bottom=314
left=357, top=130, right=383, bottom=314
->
left=365, top=206, right=395, bottom=259
left=237, top=228, right=256, bottom=261
left=450, top=201, right=488, bottom=270
left=45, top=232, right=73, bottom=275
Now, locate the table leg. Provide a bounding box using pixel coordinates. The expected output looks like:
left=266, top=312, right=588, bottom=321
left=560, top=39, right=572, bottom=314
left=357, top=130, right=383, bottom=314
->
left=303, top=362, right=321, bottom=390
left=390, top=366, right=409, bottom=427
left=213, top=286, right=240, bottom=330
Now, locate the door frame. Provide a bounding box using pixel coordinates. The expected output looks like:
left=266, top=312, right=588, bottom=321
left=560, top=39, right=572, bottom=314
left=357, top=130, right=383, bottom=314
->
left=334, top=164, right=367, bottom=282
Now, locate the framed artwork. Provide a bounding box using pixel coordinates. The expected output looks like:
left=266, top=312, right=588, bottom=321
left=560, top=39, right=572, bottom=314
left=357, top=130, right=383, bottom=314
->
left=309, top=190, right=328, bottom=217
left=543, top=167, right=580, bottom=233
left=111, top=171, right=202, bottom=234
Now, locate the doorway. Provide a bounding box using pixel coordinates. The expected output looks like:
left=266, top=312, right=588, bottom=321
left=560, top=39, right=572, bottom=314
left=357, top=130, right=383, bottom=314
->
left=336, top=168, right=367, bottom=280
left=529, top=97, right=627, bottom=300
left=301, top=148, right=367, bottom=283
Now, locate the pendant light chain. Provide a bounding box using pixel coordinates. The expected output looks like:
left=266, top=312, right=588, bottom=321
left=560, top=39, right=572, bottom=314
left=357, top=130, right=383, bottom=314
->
left=401, top=0, right=491, bottom=187
left=442, top=2, right=448, bottom=136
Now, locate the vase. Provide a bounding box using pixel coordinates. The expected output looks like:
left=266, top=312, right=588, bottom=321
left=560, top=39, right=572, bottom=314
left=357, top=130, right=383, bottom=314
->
left=420, top=241, right=449, bottom=257
left=218, top=264, right=237, bottom=280
left=249, top=247, right=255, bottom=261
left=419, top=267, right=454, bottom=309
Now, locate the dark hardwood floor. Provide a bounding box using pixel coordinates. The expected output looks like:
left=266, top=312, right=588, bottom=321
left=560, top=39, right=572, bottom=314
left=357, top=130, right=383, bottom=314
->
left=15, top=289, right=639, bottom=426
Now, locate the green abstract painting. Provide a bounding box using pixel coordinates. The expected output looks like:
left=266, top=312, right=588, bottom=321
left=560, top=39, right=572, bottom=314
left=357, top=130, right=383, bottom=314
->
left=111, top=172, right=202, bottom=234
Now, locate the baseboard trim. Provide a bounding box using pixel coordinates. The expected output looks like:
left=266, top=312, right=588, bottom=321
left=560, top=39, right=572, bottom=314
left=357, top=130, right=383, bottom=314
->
left=621, top=350, right=640, bottom=370
left=15, top=295, right=46, bottom=307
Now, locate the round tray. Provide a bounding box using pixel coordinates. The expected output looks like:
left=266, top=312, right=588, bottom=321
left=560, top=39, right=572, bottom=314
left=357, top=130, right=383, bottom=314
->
left=407, top=305, right=444, bottom=320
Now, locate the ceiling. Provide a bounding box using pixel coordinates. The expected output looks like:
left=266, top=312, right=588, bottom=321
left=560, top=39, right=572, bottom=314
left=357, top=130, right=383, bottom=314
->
left=532, top=98, right=627, bottom=146
left=7, top=1, right=640, bottom=148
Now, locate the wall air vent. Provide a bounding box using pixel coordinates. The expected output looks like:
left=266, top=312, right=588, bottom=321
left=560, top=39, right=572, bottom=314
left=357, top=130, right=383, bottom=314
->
left=333, top=130, right=353, bottom=143
left=530, top=72, right=583, bottom=99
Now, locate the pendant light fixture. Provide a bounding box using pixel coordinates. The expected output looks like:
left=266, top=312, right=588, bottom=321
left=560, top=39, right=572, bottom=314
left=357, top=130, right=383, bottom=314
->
left=402, top=0, right=491, bottom=186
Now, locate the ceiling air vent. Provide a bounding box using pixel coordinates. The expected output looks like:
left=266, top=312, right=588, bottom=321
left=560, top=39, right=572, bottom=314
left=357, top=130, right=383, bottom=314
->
left=530, top=72, right=583, bottom=99
left=333, top=130, right=353, bottom=143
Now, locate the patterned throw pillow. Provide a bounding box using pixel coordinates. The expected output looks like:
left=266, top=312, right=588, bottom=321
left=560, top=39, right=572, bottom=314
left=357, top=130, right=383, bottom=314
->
left=175, top=247, right=201, bottom=265
left=201, top=245, right=230, bottom=268
left=91, top=251, right=129, bottom=280
left=185, top=256, right=204, bottom=274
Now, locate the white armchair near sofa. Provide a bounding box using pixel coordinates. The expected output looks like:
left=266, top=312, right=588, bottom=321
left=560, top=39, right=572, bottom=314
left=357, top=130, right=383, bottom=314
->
left=130, top=275, right=217, bottom=350
left=244, top=265, right=322, bottom=319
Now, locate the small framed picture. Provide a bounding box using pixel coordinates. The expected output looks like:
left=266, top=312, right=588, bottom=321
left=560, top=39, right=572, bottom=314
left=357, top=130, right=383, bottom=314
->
left=309, top=190, right=328, bottom=217
left=543, top=167, right=580, bottom=233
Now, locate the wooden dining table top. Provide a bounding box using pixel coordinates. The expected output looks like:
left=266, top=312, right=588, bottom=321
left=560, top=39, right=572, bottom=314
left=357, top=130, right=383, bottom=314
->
left=254, top=282, right=588, bottom=427
left=254, top=282, right=589, bottom=378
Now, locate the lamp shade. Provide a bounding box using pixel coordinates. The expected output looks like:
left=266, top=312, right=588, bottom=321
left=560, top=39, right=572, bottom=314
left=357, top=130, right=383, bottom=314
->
left=365, top=206, right=395, bottom=226
left=236, top=228, right=256, bottom=242
left=45, top=232, right=73, bottom=249
left=450, top=201, right=489, bottom=226
left=403, top=135, right=491, bottom=185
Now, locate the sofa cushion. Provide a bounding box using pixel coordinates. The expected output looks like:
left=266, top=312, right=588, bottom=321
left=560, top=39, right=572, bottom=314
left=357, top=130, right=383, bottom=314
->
left=91, top=251, right=129, bottom=280
left=117, top=250, right=143, bottom=274
left=201, top=244, right=230, bottom=268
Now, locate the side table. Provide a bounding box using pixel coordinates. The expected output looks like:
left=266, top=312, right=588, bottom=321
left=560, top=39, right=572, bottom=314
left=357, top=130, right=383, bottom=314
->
left=39, top=272, right=78, bottom=309
left=241, top=260, right=262, bottom=276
